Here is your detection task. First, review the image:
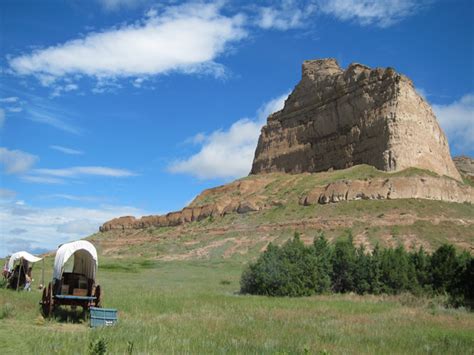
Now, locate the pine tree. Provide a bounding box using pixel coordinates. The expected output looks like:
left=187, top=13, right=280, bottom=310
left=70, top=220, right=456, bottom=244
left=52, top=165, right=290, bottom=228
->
left=312, top=232, right=332, bottom=293
left=379, top=246, right=412, bottom=294
left=369, top=244, right=383, bottom=294
left=354, top=244, right=371, bottom=294
left=331, top=232, right=356, bottom=293
left=430, top=244, right=458, bottom=294
left=410, top=246, right=430, bottom=293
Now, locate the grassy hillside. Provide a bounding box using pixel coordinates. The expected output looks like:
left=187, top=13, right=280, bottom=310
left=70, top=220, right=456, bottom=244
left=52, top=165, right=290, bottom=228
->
left=2, top=166, right=473, bottom=354
left=90, top=165, right=474, bottom=260
left=1, top=257, right=473, bottom=354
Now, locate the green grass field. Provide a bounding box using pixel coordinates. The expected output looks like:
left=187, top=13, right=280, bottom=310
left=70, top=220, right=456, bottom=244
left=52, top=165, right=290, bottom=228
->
left=1, top=257, right=473, bottom=354
left=2, top=167, right=472, bottom=354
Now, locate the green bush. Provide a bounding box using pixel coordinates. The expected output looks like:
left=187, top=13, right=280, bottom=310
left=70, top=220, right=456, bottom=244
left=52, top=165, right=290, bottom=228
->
left=240, top=231, right=474, bottom=308
left=89, top=337, right=107, bottom=355
left=240, top=233, right=320, bottom=296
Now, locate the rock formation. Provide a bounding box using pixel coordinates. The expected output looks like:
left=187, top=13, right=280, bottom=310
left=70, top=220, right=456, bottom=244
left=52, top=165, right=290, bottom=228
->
left=454, top=156, right=474, bottom=181
left=300, top=176, right=474, bottom=206
left=251, top=58, right=461, bottom=181
left=100, top=179, right=269, bottom=232
left=99, top=59, right=472, bottom=233
left=100, top=170, right=472, bottom=232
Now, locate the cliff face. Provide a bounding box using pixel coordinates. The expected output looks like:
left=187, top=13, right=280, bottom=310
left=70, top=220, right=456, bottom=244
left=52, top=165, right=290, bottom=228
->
left=251, top=59, right=461, bottom=181
left=454, top=156, right=474, bottom=181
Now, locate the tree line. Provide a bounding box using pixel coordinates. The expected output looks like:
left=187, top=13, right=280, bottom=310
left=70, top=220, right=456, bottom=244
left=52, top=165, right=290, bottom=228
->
left=240, top=232, right=473, bottom=308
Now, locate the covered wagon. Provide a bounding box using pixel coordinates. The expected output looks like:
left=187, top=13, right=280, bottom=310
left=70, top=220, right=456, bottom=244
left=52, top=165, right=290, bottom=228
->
left=41, top=240, right=102, bottom=317
left=4, top=251, right=42, bottom=290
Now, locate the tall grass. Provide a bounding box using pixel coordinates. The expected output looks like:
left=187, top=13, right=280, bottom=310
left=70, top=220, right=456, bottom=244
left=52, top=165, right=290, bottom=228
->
left=0, top=257, right=473, bottom=354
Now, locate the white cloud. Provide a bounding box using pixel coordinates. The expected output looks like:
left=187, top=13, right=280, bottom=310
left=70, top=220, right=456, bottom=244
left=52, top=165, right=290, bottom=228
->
left=9, top=228, right=27, bottom=235
left=318, top=0, right=425, bottom=28
left=98, top=0, right=146, bottom=11
left=256, top=1, right=316, bottom=30
left=0, top=97, right=19, bottom=103
left=256, top=92, right=290, bottom=121
left=0, top=200, right=146, bottom=256
left=26, top=106, right=81, bottom=134
left=168, top=92, right=288, bottom=179
left=51, top=83, right=79, bottom=97
left=7, top=107, right=23, bottom=113
left=21, top=175, right=66, bottom=185
left=50, top=145, right=84, bottom=155
left=0, top=147, right=38, bottom=174
left=433, top=94, right=474, bottom=151
left=0, top=188, right=16, bottom=200
left=0, top=108, right=5, bottom=128
left=46, top=194, right=105, bottom=203
left=9, top=3, right=246, bottom=86
left=33, top=166, right=137, bottom=178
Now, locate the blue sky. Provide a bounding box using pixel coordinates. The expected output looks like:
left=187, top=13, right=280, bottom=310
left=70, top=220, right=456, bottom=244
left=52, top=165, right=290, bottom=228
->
left=0, top=0, right=473, bottom=256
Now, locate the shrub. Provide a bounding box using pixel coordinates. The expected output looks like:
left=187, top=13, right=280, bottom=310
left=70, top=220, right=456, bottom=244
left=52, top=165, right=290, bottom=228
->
left=331, top=233, right=356, bottom=293
left=240, top=231, right=473, bottom=308
left=240, top=233, right=320, bottom=296
left=89, top=337, right=107, bottom=355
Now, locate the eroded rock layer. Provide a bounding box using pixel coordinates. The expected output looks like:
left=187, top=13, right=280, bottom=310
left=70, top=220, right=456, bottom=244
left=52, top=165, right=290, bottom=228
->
left=251, top=58, right=461, bottom=180
left=100, top=171, right=472, bottom=232
left=300, top=176, right=474, bottom=205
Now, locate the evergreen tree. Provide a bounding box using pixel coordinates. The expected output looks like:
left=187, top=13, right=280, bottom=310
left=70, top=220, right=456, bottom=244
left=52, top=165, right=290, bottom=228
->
left=354, top=244, right=371, bottom=294
left=430, top=244, right=459, bottom=294
left=240, top=230, right=472, bottom=308
left=368, top=244, right=383, bottom=295
left=380, top=246, right=412, bottom=294
left=410, top=246, right=430, bottom=293
left=312, top=232, right=332, bottom=293
left=448, top=251, right=474, bottom=308
left=331, top=232, right=356, bottom=293
left=279, top=233, right=319, bottom=296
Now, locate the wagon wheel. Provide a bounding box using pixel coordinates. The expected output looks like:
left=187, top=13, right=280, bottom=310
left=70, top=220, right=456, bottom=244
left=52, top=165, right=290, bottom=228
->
left=41, top=282, right=54, bottom=317
left=94, top=285, right=102, bottom=308
left=48, top=283, right=54, bottom=318
left=41, top=286, right=49, bottom=316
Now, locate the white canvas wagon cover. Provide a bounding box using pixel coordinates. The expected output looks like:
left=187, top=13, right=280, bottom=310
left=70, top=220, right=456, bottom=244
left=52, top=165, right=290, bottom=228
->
left=53, top=240, right=98, bottom=281
left=7, top=251, right=42, bottom=272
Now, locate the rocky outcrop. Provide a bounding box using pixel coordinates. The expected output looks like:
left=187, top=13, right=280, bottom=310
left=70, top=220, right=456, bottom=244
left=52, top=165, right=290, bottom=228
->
left=101, top=168, right=473, bottom=232
left=251, top=58, right=461, bottom=181
left=300, top=176, right=474, bottom=205
left=100, top=201, right=260, bottom=232
left=454, top=156, right=474, bottom=181
left=99, top=179, right=271, bottom=232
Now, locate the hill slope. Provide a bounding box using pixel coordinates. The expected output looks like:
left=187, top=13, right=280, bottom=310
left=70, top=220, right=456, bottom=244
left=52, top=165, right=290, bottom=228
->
left=91, top=165, right=474, bottom=259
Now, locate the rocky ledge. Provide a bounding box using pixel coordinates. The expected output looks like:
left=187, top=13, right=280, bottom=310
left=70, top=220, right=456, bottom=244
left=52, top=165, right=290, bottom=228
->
left=100, top=172, right=473, bottom=232
left=300, top=176, right=474, bottom=205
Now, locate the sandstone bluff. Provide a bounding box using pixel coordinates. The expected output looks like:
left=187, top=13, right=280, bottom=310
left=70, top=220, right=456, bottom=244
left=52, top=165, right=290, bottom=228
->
left=251, top=58, right=461, bottom=180
left=100, top=58, right=472, bottom=232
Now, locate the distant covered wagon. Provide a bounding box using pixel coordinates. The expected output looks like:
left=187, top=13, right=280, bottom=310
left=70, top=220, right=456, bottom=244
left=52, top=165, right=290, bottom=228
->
left=4, top=251, right=42, bottom=290
left=41, top=240, right=102, bottom=317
